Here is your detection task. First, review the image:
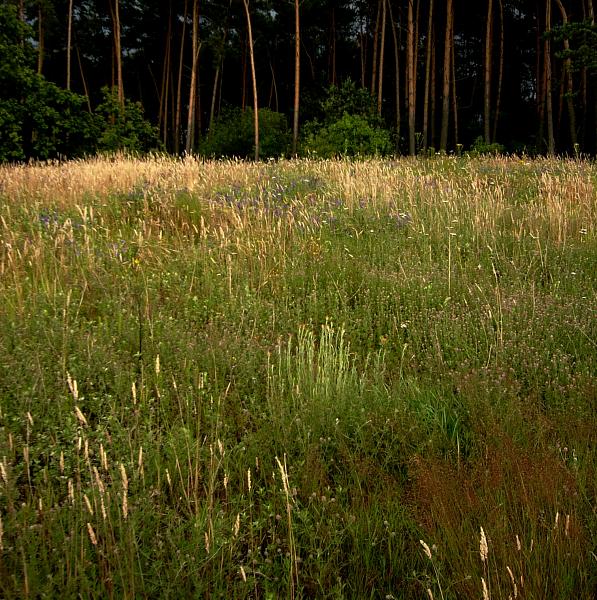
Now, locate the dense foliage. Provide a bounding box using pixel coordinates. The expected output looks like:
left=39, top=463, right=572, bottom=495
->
left=2, top=1, right=597, bottom=161
left=0, top=5, right=159, bottom=161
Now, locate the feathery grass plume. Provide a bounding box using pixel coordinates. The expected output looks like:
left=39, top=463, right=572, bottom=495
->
left=480, top=527, right=488, bottom=563
left=420, top=539, right=433, bottom=560
left=120, top=463, right=129, bottom=519
left=87, top=523, right=98, bottom=546
left=138, top=446, right=144, bottom=478
left=83, top=494, right=94, bottom=516
left=481, top=577, right=489, bottom=600
left=74, top=406, right=88, bottom=427
left=233, top=513, right=240, bottom=537
left=67, top=372, right=78, bottom=401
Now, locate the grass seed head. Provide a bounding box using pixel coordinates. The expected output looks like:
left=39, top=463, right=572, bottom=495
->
left=420, top=539, right=433, bottom=560
left=480, top=527, right=489, bottom=563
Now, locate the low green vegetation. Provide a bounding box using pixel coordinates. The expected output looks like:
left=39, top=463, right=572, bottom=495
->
left=0, top=156, right=595, bottom=598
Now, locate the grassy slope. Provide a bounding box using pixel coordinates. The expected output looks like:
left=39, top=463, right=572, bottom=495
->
left=0, top=156, right=595, bottom=598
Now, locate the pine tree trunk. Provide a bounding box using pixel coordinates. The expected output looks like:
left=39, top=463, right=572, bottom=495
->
left=545, top=0, right=555, bottom=155
left=484, top=0, right=493, bottom=143
left=66, top=0, right=73, bottom=88
left=75, top=46, right=92, bottom=112
left=359, top=10, right=367, bottom=88
left=242, top=0, right=259, bottom=160
left=38, top=3, right=45, bottom=74
left=329, top=8, right=337, bottom=86
left=589, top=0, right=596, bottom=152
left=159, top=6, right=172, bottom=146
left=377, top=0, right=387, bottom=116
left=387, top=0, right=401, bottom=149
left=292, top=0, right=300, bottom=155
left=431, top=36, right=436, bottom=148
left=413, top=0, right=420, bottom=110
left=209, top=15, right=229, bottom=134
left=440, top=0, right=454, bottom=152
left=451, top=32, right=458, bottom=148
left=555, top=0, right=578, bottom=148
left=269, top=62, right=279, bottom=111
left=371, top=0, right=382, bottom=95
left=492, top=0, right=504, bottom=142
left=110, top=0, right=124, bottom=106
left=407, top=0, right=416, bottom=154
left=175, top=0, right=188, bottom=155
left=241, top=35, right=248, bottom=110
left=422, top=0, right=434, bottom=150
left=186, top=0, right=200, bottom=154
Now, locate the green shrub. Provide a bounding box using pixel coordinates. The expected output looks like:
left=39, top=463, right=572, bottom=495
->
left=301, top=80, right=393, bottom=157
left=200, top=107, right=290, bottom=158
left=302, top=113, right=393, bottom=158
left=94, top=87, right=161, bottom=154
left=0, top=4, right=96, bottom=161
left=468, top=135, right=506, bottom=156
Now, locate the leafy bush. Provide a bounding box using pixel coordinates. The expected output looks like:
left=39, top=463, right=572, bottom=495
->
left=318, top=79, right=380, bottom=124
left=94, top=87, right=161, bottom=154
left=200, top=107, right=290, bottom=158
left=301, top=80, right=393, bottom=157
left=301, top=113, right=393, bottom=158
left=0, top=4, right=96, bottom=161
left=468, top=136, right=506, bottom=156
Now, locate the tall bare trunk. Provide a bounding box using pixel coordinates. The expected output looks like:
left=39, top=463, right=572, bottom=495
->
left=589, top=0, right=596, bottom=152
left=66, top=0, right=73, bottom=87
left=555, top=0, right=578, bottom=148
left=76, top=46, right=92, bottom=112
left=451, top=31, right=458, bottom=147
left=241, top=34, right=248, bottom=110
left=440, top=0, right=454, bottom=151
left=484, top=0, right=493, bottom=143
left=209, top=66, right=221, bottom=133
left=377, top=0, right=387, bottom=115
left=407, top=0, right=416, bottom=154
left=359, top=11, right=367, bottom=87
left=431, top=35, right=436, bottom=148
left=329, top=8, right=337, bottom=85
left=422, top=0, right=434, bottom=150
left=371, top=0, right=382, bottom=95
left=492, top=0, right=504, bottom=142
left=37, top=3, right=45, bottom=74
left=269, top=62, right=279, bottom=111
left=292, top=0, right=300, bottom=155
left=413, top=0, right=420, bottom=109
left=109, top=0, right=124, bottom=106
left=209, top=10, right=229, bottom=134
left=242, top=0, right=259, bottom=161
left=174, top=0, right=188, bottom=154
left=387, top=0, right=401, bottom=149
left=186, top=0, right=200, bottom=154
left=159, top=6, right=173, bottom=146
left=545, top=0, right=555, bottom=154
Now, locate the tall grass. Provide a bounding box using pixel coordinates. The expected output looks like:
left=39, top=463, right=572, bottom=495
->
left=0, top=155, right=595, bottom=598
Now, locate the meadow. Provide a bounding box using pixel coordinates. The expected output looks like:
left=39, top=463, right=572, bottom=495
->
left=0, top=156, right=595, bottom=599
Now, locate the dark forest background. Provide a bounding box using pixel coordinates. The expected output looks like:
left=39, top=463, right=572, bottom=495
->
left=2, top=0, right=597, bottom=161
